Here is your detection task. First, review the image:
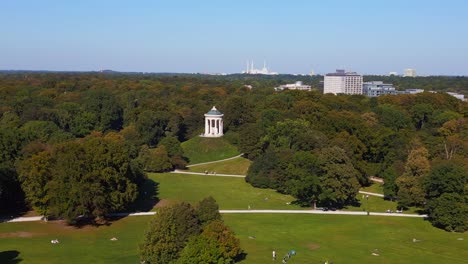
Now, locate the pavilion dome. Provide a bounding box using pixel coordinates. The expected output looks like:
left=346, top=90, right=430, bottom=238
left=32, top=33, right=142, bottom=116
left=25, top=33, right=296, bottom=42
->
left=206, top=106, right=223, bottom=116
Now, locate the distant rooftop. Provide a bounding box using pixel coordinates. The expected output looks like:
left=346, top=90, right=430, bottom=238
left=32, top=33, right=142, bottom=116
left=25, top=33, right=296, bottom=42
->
left=326, top=69, right=361, bottom=76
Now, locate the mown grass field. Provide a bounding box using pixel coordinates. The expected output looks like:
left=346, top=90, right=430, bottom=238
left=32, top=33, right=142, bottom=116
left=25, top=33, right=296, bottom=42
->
left=1, top=214, right=466, bottom=264
left=224, top=214, right=467, bottom=264
left=186, top=156, right=252, bottom=175
left=149, top=173, right=298, bottom=210
left=181, top=136, right=239, bottom=164
left=361, top=182, right=384, bottom=194
left=0, top=216, right=150, bottom=264
left=343, top=194, right=419, bottom=214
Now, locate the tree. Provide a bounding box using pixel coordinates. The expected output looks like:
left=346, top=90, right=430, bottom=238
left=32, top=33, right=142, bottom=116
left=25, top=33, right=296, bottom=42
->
left=0, top=127, right=25, bottom=210
left=135, top=110, right=169, bottom=146
left=202, top=220, right=242, bottom=262
left=83, top=90, right=123, bottom=132
left=410, top=103, right=434, bottom=130
left=317, top=147, right=360, bottom=207
left=424, top=162, right=467, bottom=200
left=376, top=104, right=411, bottom=131
left=69, top=111, right=98, bottom=137
left=158, top=136, right=187, bottom=169
left=238, top=123, right=265, bottom=160
left=20, top=121, right=56, bottom=142
left=437, top=118, right=467, bottom=160
left=175, top=236, right=226, bottom=264
left=137, top=145, right=173, bottom=172
left=139, top=202, right=201, bottom=264
left=196, top=196, right=221, bottom=225
left=329, top=131, right=368, bottom=185
left=382, top=167, right=398, bottom=200
left=223, top=96, right=255, bottom=131
left=149, top=146, right=173, bottom=172
left=246, top=148, right=294, bottom=190
left=285, top=151, right=320, bottom=207
left=17, top=134, right=143, bottom=222
left=426, top=193, right=467, bottom=232
left=396, top=144, right=430, bottom=207
left=265, top=119, right=326, bottom=151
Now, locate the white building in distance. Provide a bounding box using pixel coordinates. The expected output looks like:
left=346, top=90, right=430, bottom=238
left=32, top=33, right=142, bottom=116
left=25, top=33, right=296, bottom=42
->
left=363, top=81, right=397, bottom=97
left=404, top=69, right=417, bottom=77
left=324, top=69, right=363, bottom=95
left=202, top=106, right=224, bottom=138
left=447, top=92, right=465, bottom=101
left=275, top=81, right=311, bottom=91
left=242, top=61, right=279, bottom=75
left=400, top=89, right=424, bottom=94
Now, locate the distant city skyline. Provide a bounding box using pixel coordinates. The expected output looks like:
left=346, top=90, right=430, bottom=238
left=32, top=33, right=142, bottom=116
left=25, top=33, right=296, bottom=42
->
left=1, top=0, right=468, bottom=75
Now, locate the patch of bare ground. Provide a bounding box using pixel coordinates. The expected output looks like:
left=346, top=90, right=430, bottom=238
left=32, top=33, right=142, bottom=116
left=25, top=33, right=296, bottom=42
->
left=155, top=199, right=177, bottom=208
left=307, top=243, right=321, bottom=250
left=0, top=231, right=41, bottom=238
left=52, top=220, right=100, bottom=231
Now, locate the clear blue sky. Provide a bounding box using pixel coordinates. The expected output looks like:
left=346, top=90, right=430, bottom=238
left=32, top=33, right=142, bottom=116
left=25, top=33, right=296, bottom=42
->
left=1, top=0, right=467, bottom=75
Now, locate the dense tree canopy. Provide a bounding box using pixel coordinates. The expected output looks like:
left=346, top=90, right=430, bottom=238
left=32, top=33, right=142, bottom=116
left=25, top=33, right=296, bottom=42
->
left=17, top=133, right=144, bottom=222
left=0, top=72, right=466, bottom=231
left=140, top=198, right=242, bottom=264
left=139, top=202, right=201, bottom=264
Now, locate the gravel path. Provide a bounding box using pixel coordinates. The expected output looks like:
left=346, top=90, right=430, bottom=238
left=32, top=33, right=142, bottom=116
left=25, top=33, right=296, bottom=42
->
left=1, top=209, right=426, bottom=223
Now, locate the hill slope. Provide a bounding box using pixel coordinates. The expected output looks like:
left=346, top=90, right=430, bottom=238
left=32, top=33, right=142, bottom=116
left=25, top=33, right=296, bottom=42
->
left=181, top=136, right=239, bottom=164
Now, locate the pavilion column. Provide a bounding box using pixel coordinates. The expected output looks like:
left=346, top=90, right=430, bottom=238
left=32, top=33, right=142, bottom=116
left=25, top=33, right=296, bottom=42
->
left=205, top=118, right=209, bottom=135
left=211, top=119, right=214, bottom=134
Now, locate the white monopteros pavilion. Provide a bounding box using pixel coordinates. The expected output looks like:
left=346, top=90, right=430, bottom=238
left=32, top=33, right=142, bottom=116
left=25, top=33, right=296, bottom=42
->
left=203, top=106, right=224, bottom=137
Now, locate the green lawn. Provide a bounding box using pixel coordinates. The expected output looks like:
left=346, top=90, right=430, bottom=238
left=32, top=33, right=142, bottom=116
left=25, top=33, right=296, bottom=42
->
left=361, top=183, right=384, bottom=194
left=0, top=216, right=151, bottom=264
left=181, top=136, right=239, bottom=164
left=1, top=214, right=466, bottom=264
left=186, top=156, right=252, bottom=175
left=224, top=214, right=468, bottom=264
left=344, top=194, right=420, bottom=214
left=149, top=173, right=299, bottom=210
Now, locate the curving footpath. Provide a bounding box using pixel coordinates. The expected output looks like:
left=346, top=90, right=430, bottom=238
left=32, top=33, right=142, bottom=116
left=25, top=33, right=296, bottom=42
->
left=1, top=209, right=427, bottom=223
left=170, top=170, right=246, bottom=178
left=358, top=191, right=384, bottom=197
left=186, top=154, right=244, bottom=167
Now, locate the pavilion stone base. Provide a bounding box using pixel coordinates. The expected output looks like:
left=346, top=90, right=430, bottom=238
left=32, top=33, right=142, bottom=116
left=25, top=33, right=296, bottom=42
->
left=200, top=133, right=224, bottom=138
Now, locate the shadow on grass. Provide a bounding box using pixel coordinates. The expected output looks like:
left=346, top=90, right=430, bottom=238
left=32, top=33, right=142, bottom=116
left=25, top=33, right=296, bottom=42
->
left=0, top=250, right=22, bottom=264
left=127, top=178, right=160, bottom=212
left=105, top=178, right=160, bottom=223
left=235, top=252, right=248, bottom=263
left=0, top=201, right=29, bottom=223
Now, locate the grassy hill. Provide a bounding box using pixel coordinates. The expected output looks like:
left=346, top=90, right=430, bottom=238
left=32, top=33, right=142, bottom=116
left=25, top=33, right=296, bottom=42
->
left=187, top=156, right=252, bottom=175
left=181, top=136, right=239, bottom=164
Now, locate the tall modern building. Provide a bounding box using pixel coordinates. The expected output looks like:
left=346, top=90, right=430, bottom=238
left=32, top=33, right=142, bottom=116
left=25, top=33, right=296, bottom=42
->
left=363, top=81, right=397, bottom=97
left=323, top=69, right=363, bottom=95
left=404, top=69, right=417, bottom=77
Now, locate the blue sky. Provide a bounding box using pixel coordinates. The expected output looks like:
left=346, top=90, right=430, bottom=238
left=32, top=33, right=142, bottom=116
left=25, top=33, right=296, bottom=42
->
left=1, top=0, right=467, bottom=75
